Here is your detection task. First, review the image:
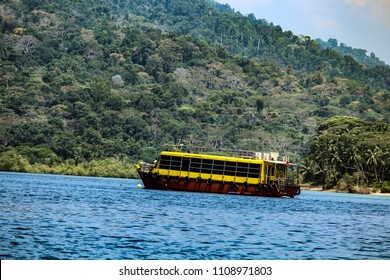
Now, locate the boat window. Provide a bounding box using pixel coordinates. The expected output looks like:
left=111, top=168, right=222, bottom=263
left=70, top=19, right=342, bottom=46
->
left=159, top=155, right=171, bottom=169
left=158, top=155, right=182, bottom=171
left=201, top=159, right=213, bottom=173
left=158, top=155, right=262, bottom=179
left=198, top=159, right=261, bottom=178
left=248, top=163, right=261, bottom=178
left=224, top=161, right=237, bottom=176
left=212, top=160, right=225, bottom=175
left=236, top=162, right=249, bottom=177
left=182, top=157, right=190, bottom=172
left=170, top=156, right=182, bottom=170
left=189, top=158, right=201, bottom=173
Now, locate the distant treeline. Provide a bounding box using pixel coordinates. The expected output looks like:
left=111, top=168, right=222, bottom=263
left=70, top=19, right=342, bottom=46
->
left=301, top=116, right=390, bottom=193
left=0, top=150, right=137, bottom=178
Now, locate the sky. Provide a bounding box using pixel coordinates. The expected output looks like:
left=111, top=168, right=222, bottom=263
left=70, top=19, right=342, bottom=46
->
left=215, top=0, right=390, bottom=65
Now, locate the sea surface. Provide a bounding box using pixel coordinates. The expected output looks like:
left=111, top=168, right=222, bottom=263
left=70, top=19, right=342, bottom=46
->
left=1, top=172, right=389, bottom=260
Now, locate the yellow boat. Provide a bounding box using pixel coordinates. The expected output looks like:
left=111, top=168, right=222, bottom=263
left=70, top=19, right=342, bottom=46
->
left=134, top=145, right=301, bottom=198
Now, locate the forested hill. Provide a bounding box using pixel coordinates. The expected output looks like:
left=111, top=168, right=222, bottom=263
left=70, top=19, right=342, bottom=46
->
left=0, top=0, right=389, bottom=178
left=315, top=38, right=387, bottom=68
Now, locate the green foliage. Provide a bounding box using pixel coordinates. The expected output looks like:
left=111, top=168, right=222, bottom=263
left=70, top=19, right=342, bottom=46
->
left=16, top=145, right=61, bottom=165
left=302, top=116, right=390, bottom=190
left=49, top=158, right=137, bottom=178
left=381, top=182, right=390, bottom=193
left=0, top=0, right=389, bottom=179
left=0, top=150, right=31, bottom=172
left=0, top=149, right=137, bottom=178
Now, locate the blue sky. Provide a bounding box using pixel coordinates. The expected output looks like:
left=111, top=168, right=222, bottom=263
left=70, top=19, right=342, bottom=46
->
left=215, top=0, right=390, bottom=65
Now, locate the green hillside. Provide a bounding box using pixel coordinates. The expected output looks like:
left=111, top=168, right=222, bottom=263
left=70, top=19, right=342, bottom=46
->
left=1, top=0, right=389, bottom=184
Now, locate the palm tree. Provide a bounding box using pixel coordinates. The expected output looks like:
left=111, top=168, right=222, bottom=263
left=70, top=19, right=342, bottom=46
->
left=350, top=147, right=369, bottom=184
left=366, top=146, right=385, bottom=182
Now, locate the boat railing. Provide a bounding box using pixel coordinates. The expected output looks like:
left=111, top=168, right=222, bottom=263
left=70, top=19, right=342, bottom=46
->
left=163, top=144, right=289, bottom=162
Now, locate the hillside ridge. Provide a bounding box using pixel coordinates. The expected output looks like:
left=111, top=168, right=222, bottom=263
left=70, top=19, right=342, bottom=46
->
left=0, top=0, right=389, bottom=178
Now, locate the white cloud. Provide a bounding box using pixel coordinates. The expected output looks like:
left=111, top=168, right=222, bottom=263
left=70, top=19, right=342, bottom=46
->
left=372, top=0, right=390, bottom=26
left=344, top=0, right=369, bottom=6
left=343, top=0, right=390, bottom=28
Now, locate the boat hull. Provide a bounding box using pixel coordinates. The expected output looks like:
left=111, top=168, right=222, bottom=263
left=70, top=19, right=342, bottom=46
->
left=137, top=170, right=301, bottom=198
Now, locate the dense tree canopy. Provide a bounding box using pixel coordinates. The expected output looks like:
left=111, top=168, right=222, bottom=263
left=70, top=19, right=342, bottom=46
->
left=301, top=117, right=390, bottom=192
left=0, top=0, right=389, bottom=183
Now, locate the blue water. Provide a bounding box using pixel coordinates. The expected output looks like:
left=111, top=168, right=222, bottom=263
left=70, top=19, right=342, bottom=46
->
left=1, top=172, right=389, bottom=260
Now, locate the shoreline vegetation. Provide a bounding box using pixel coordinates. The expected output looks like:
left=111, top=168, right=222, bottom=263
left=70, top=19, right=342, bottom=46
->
left=300, top=117, right=390, bottom=195
left=0, top=150, right=138, bottom=179
left=1, top=153, right=388, bottom=196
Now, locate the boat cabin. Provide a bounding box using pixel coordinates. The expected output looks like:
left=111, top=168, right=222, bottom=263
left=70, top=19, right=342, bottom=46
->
left=152, top=148, right=292, bottom=186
